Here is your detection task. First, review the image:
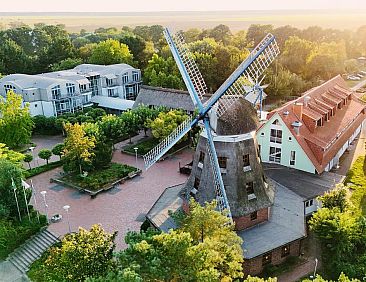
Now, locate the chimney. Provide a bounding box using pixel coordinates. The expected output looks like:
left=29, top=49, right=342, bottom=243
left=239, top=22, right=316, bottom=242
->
left=293, top=102, right=303, bottom=120
left=292, top=121, right=302, bottom=136
left=304, top=96, right=311, bottom=107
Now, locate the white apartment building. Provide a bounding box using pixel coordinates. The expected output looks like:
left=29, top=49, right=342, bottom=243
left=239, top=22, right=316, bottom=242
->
left=0, top=64, right=141, bottom=117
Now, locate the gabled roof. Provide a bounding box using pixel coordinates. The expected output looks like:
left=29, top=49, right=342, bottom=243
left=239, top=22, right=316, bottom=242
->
left=265, top=75, right=366, bottom=173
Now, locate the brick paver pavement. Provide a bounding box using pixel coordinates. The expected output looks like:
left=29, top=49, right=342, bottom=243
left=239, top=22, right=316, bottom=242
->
left=30, top=147, right=192, bottom=250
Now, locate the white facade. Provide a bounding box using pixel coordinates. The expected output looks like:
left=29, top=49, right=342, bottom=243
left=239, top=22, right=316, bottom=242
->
left=0, top=64, right=142, bottom=117
left=257, top=113, right=317, bottom=174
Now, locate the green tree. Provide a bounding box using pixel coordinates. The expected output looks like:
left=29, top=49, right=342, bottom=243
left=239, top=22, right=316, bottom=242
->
left=0, top=143, right=25, bottom=164
left=0, top=90, right=34, bottom=149
left=120, top=110, right=139, bottom=144
left=150, top=110, right=188, bottom=141
left=51, top=144, right=64, bottom=160
left=132, top=105, right=160, bottom=136
left=281, top=36, right=314, bottom=75
left=0, top=38, right=31, bottom=75
left=38, top=149, right=52, bottom=165
left=35, top=224, right=116, bottom=282
left=246, top=24, right=274, bottom=47
left=0, top=159, right=28, bottom=219
left=114, top=200, right=243, bottom=281
left=143, top=54, right=184, bottom=89
left=63, top=123, right=96, bottom=174
left=89, top=39, right=134, bottom=65
left=51, top=57, right=83, bottom=71
left=319, top=185, right=348, bottom=212
left=209, top=24, right=232, bottom=45
left=98, top=115, right=126, bottom=147
left=24, top=153, right=33, bottom=169
left=303, top=272, right=360, bottom=282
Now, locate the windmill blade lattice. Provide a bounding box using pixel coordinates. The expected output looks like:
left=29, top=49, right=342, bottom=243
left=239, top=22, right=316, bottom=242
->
left=143, top=116, right=196, bottom=169
left=203, top=119, right=232, bottom=218
left=164, top=29, right=207, bottom=106
left=207, top=33, right=280, bottom=118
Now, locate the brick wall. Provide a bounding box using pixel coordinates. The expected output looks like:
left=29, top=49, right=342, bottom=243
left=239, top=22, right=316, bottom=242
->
left=243, top=239, right=302, bottom=276
left=233, top=207, right=269, bottom=231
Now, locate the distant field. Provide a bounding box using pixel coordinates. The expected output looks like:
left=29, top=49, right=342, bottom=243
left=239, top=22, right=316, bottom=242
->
left=0, top=10, right=366, bottom=32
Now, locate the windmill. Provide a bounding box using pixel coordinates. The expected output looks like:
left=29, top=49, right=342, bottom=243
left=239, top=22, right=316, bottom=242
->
left=143, top=28, right=279, bottom=220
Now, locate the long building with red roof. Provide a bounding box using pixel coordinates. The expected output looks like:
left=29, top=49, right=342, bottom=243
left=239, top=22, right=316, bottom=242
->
left=257, top=75, right=366, bottom=174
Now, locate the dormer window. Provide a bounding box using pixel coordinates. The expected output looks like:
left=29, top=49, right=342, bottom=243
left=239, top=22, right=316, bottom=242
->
left=316, top=119, right=322, bottom=127
left=218, top=157, right=227, bottom=169
left=246, top=182, right=254, bottom=195
left=66, top=83, right=75, bottom=95
left=51, top=85, right=61, bottom=100
left=122, top=73, right=129, bottom=84
left=132, top=71, right=139, bottom=82
left=4, top=84, right=15, bottom=94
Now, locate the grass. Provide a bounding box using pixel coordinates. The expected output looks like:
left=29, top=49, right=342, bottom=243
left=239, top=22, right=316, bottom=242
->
left=0, top=212, right=47, bottom=260
left=24, top=160, right=63, bottom=178
left=60, top=162, right=137, bottom=191
left=344, top=156, right=366, bottom=215
left=123, top=138, right=160, bottom=155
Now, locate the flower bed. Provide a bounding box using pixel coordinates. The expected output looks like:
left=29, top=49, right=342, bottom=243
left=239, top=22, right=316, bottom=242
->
left=58, top=163, right=137, bottom=192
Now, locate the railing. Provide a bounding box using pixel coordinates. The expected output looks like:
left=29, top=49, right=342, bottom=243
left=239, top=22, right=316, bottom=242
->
left=143, top=116, right=193, bottom=169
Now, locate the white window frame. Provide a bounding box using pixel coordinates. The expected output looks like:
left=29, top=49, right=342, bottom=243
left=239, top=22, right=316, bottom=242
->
left=290, top=151, right=296, bottom=166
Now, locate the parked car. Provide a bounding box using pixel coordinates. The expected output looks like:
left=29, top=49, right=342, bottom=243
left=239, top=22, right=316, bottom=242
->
left=360, top=71, right=366, bottom=75
left=356, top=74, right=364, bottom=78
left=347, top=75, right=361, bottom=81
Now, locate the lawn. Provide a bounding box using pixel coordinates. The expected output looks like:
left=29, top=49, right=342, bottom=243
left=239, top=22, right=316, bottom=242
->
left=60, top=163, right=137, bottom=191
left=0, top=212, right=47, bottom=259
left=344, top=156, right=366, bottom=215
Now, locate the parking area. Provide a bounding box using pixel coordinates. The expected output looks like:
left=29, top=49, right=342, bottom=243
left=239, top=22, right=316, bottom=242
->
left=29, top=148, right=192, bottom=250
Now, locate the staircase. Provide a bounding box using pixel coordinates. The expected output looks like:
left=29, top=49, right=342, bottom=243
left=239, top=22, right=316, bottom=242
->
left=8, top=229, right=60, bottom=273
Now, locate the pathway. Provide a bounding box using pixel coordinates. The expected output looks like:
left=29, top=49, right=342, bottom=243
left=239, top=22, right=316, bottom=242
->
left=29, top=134, right=192, bottom=250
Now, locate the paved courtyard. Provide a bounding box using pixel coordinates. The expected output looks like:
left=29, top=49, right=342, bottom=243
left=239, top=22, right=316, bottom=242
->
left=29, top=147, right=192, bottom=250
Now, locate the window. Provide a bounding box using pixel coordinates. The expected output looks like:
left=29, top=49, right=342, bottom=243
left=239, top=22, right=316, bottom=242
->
left=194, top=177, right=200, bottom=189
left=246, top=182, right=254, bottom=195
left=281, top=245, right=290, bottom=257
left=88, top=75, right=100, bottom=96
left=66, top=83, right=75, bottom=95
left=269, top=147, right=281, bottom=163
left=243, top=154, right=250, bottom=167
left=290, top=151, right=296, bottom=166
left=316, top=119, right=322, bottom=127
left=272, top=119, right=280, bottom=125
left=122, top=73, right=129, bottom=84
left=262, top=252, right=272, bottom=266
left=79, top=84, right=88, bottom=93
left=199, top=151, right=205, bottom=163
left=34, top=104, right=37, bottom=108
left=288, top=136, right=292, bottom=141
left=51, top=85, right=61, bottom=100
left=218, top=157, right=227, bottom=169
left=250, top=211, right=257, bottom=221
left=260, top=132, right=265, bottom=136
left=108, top=89, right=116, bottom=97
left=106, top=78, right=113, bottom=86
left=270, top=129, right=282, bottom=143
left=305, top=199, right=314, bottom=207
left=125, top=86, right=137, bottom=100
left=4, top=84, right=15, bottom=93
left=132, top=71, right=139, bottom=81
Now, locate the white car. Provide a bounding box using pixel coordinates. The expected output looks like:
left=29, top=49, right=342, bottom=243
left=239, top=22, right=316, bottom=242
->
left=356, top=74, right=364, bottom=78
left=347, top=75, right=361, bottom=81
left=360, top=71, right=366, bottom=75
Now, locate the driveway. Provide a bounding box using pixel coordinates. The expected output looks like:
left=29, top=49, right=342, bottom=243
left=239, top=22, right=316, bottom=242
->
left=29, top=147, right=192, bottom=250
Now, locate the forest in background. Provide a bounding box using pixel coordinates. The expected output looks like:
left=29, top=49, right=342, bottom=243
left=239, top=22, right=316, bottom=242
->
left=0, top=23, right=365, bottom=103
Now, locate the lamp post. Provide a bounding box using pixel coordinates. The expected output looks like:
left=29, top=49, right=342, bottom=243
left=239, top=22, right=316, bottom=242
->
left=11, top=178, right=22, bottom=222
left=29, top=146, right=36, bottom=167
left=40, top=191, right=49, bottom=223
left=134, top=147, right=138, bottom=169
left=63, top=205, right=71, bottom=233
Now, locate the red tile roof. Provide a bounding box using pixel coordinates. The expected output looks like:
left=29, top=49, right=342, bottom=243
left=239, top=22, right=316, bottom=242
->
left=266, top=75, right=366, bottom=173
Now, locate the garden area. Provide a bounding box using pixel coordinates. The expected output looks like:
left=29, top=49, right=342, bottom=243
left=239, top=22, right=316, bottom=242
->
left=59, top=163, right=137, bottom=192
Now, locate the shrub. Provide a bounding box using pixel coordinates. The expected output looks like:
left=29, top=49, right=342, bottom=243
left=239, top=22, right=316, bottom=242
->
left=24, top=160, right=63, bottom=178
left=38, top=149, right=52, bottom=164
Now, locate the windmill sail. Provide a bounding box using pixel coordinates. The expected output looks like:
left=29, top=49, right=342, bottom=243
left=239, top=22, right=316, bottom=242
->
left=143, top=116, right=196, bottom=169
left=205, top=33, right=280, bottom=118
left=164, top=29, right=207, bottom=107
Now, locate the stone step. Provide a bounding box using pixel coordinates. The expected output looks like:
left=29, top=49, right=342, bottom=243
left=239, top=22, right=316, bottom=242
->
left=8, top=229, right=60, bottom=274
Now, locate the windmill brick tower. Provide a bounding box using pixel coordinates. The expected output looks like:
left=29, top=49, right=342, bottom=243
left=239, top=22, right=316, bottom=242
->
left=184, top=98, right=274, bottom=230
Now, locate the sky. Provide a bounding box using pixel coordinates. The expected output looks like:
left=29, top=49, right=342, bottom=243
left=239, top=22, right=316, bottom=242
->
left=2, top=0, right=366, bottom=13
